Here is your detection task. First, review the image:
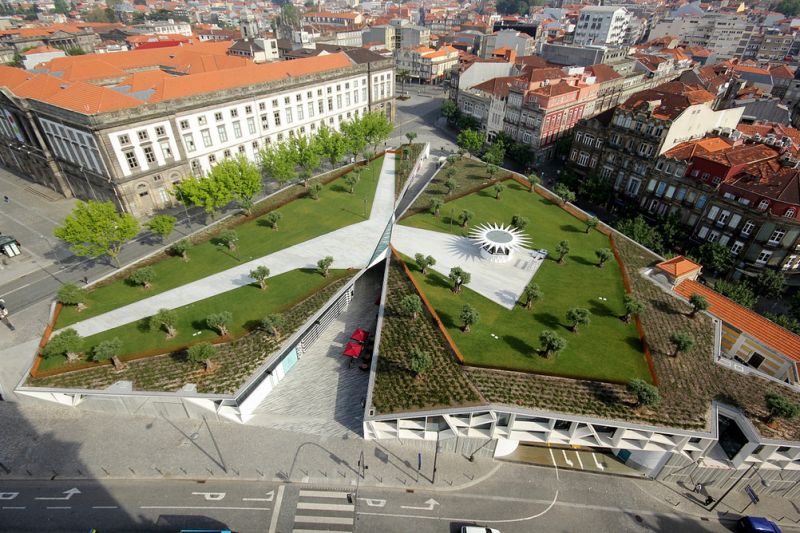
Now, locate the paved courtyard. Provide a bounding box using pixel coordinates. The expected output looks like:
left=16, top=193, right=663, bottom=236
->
left=391, top=225, right=540, bottom=309
left=62, top=154, right=396, bottom=338
left=245, top=267, right=383, bottom=437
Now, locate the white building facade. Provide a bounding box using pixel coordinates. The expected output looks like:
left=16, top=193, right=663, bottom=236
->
left=573, top=6, right=631, bottom=47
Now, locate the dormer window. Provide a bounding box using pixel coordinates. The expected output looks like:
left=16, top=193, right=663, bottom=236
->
left=757, top=199, right=769, bottom=210
left=786, top=208, right=796, bottom=218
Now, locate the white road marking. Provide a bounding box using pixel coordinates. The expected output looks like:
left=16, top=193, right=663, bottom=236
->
left=357, top=497, right=386, bottom=508
left=92, top=506, right=119, bottom=509
left=243, top=489, right=274, bottom=502
left=140, top=506, right=269, bottom=511
left=46, top=506, right=71, bottom=510
left=548, top=448, right=560, bottom=481
left=35, top=488, right=81, bottom=500
left=0, top=492, right=19, bottom=500
left=295, top=515, right=354, bottom=525
left=1, top=506, right=26, bottom=510
left=192, top=491, right=226, bottom=501
left=297, top=502, right=354, bottom=512
left=575, top=451, right=584, bottom=470
left=400, top=498, right=439, bottom=511
left=591, top=453, right=605, bottom=471
left=561, top=450, right=574, bottom=467
left=298, top=490, right=349, bottom=499
left=293, top=529, right=349, bottom=533
left=267, top=485, right=284, bottom=533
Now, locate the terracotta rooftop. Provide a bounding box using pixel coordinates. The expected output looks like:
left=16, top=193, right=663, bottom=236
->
left=769, top=64, right=795, bottom=79
left=586, top=63, right=621, bottom=83
left=656, top=256, right=702, bottom=277
left=471, top=75, right=523, bottom=97
left=0, top=51, right=359, bottom=115
left=663, top=137, right=733, bottom=161
left=728, top=162, right=800, bottom=206
left=698, top=143, right=778, bottom=168
left=737, top=122, right=800, bottom=148
left=21, top=45, right=61, bottom=55
left=674, top=280, right=800, bottom=361
left=621, top=81, right=715, bottom=120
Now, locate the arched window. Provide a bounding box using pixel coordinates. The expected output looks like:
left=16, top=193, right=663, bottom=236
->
left=785, top=208, right=796, bottom=218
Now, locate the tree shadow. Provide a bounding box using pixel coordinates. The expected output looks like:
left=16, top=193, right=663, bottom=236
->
left=329, top=184, right=348, bottom=193
left=588, top=381, right=625, bottom=406
left=625, top=335, right=645, bottom=352
left=135, top=318, right=152, bottom=334
left=588, top=299, right=616, bottom=317
left=650, top=298, right=682, bottom=316
left=190, top=318, right=211, bottom=332
left=570, top=255, right=596, bottom=266
left=533, top=311, right=561, bottom=330
left=427, top=274, right=452, bottom=291
left=438, top=310, right=457, bottom=329
left=560, top=224, right=582, bottom=233
left=503, top=334, right=535, bottom=355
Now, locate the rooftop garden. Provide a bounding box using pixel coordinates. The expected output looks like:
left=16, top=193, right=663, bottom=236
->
left=29, top=270, right=353, bottom=393
left=373, top=158, right=800, bottom=439
left=55, top=156, right=383, bottom=329
left=400, top=177, right=651, bottom=384
left=395, top=141, right=425, bottom=198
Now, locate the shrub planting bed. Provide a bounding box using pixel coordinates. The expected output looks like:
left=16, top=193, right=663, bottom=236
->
left=28, top=274, right=353, bottom=394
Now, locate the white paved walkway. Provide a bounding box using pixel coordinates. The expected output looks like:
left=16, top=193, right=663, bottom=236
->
left=66, top=154, right=396, bottom=338
left=391, top=225, right=541, bottom=309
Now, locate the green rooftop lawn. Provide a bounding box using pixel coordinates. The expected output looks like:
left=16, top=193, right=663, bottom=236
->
left=56, top=157, right=383, bottom=329
left=40, top=268, right=350, bottom=372
left=400, top=180, right=652, bottom=384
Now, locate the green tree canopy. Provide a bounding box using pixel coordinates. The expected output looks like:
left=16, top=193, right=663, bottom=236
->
left=457, top=129, right=484, bottom=157
left=91, top=337, right=124, bottom=369
left=754, top=269, right=785, bottom=299
left=460, top=304, right=480, bottom=332
left=555, top=240, right=570, bottom=264
left=566, top=307, right=591, bottom=332
left=206, top=311, right=233, bottom=336
left=315, top=126, right=348, bottom=167
left=698, top=242, right=734, bottom=274
left=622, top=295, right=645, bottom=323
left=173, top=174, right=233, bottom=220
left=145, top=214, right=176, bottom=242
left=54, top=201, right=140, bottom=267
left=400, top=294, right=424, bottom=320
left=150, top=308, right=178, bottom=337
left=317, top=255, right=334, bottom=277
left=669, top=331, right=695, bottom=357
left=766, top=392, right=800, bottom=423
left=689, top=293, right=709, bottom=318
left=715, top=280, right=756, bottom=308
left=448, top=266, right=471, bottom=293
left=522, top=282, right=542, bottom=310
left=410, top=350, right=433, bottom=377
left=42, top=328, right=82, bottom=361
left=539, top=330, right=566, bottom=358
left=595, top=248, right=612, bottom=268
left=57, top=283, right=86, bottom=307
left=250, top=265, right=271, bottom=290
left=128, top=266, right=155, bottom=289
left=261, top=313, right=286, bottom=337
left=616, top=216, right=663, bottom=253
left=214, top=156, right=263, bottom=214
left=186, top=341, right=217, bottom=370
left=414, top=253, right=436, bottom=274
left=627, top=379, right=660, bottom=408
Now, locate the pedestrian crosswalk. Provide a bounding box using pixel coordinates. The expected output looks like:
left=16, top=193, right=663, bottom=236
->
left=292, top=489, right=354, bottom=533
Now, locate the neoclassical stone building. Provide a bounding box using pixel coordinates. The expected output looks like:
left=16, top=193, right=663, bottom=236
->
left=0, top=42, right=394, bottom=217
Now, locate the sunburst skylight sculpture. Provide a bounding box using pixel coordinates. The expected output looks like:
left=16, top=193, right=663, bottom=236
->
left=469, top=223, right=531, bottom=263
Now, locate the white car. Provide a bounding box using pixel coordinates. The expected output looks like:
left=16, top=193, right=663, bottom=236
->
left=461, top=527, right=501, bottom=533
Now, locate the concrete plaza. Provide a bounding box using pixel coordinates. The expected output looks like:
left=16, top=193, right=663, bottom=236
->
left=391, top=225, right=540, bottom=309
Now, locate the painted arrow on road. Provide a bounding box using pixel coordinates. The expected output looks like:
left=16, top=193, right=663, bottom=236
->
left=400, top=498, right=438, bottom=511
left=0, top=492, right=19, bottom=500
left=35, top=488, right=81, bottom=500
left=192, top=492, right=226, bottom=501
left=242, top=491, right=274, bottom=502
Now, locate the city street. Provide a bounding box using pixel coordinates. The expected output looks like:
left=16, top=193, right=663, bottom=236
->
left=0, top=471, right=742, bottom=533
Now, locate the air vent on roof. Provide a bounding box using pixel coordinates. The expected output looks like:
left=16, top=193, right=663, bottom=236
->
left=765, top=137, right=776, bottom=146
left=60, top=84, right=68, bottom=89
left=753, top=133, right=762, bottom=141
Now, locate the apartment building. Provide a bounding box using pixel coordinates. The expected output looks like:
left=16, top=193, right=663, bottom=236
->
left=362, top=20, right=430, bottom=51
left=136, top=19, right=193, bottom=38
left=455, top=51, right=691, bottom=162
left=394, top=45, right=458, bottom=84
left=648, top=12, right=752, bottom=60
left=0, top=43, right=394, bottom=218
left=478, top=30, right=535, bottom=59
left=573, top=6, right=631, bottom=47
left=302, top=11, right=365, bottom=27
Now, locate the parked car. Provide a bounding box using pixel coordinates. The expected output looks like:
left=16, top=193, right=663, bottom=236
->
left=461, top=527, right=501, bottom=533
left=737, top=516, right=782, bottom=533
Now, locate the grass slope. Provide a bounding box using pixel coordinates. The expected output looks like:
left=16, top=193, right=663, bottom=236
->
left=41, top=269, right=350, bottom=371
left=401, top=180, right=651, bottom=383
left=56, top=158, right=383, bottom=328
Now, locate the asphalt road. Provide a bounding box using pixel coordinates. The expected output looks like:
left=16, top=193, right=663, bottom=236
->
left=0, top=470, right=746, bottom=533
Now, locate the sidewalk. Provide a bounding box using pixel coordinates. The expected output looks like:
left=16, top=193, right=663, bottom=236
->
left=0, top=400, right=496, bottom=492
left=61, top=153, right=396, bottom=338
left=636, top=478, right=800, bottom=528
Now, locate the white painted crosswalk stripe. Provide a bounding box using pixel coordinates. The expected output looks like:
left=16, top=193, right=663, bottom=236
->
left=298, top=490, right=350, bottom=499
left=295, top=516, right=354, bottom=525
left=297, top=502, right=354, bottom=512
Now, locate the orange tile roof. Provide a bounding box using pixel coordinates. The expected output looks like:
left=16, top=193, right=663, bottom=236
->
left=675, top=279, right=800, bottom=361
left=656, top=256, right=702, bottom=277
left=0, top=51, right=357, bottom=114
